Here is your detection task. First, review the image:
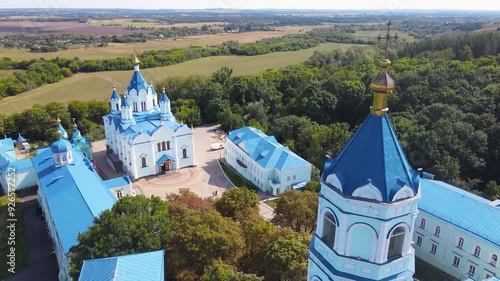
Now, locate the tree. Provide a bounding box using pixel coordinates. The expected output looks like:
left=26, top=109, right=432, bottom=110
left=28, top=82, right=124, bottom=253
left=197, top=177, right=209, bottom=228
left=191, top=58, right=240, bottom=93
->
left=483, top=181, right=500, bottom=200
left=201, top=262, right=263, bottom=281
left=214, top=187, right=260, bottom=220
left=69, top=195, right=176, bottom=279
left=167, top=210, right=244, bottom=280
left=87, top=100, right=110, bottom=123
left=68, top=100, right=89, bottom=121
left=271, top=190, right=318, bottom=233
left=166, top=188, right=214, bottom=220
left=212, top=66, right=233, bottom=86
left=260, top=234, right=309, bottom=281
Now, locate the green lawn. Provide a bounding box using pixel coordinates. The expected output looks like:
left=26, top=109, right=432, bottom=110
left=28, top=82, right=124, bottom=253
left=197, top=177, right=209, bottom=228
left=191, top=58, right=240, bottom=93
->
left=218, top=159, right=260, bottom=191
left=0, top=195, right=28, bottom=280
left=264, top=199, right=278, bottom=209
left=0, top=43, right=364, bottom=114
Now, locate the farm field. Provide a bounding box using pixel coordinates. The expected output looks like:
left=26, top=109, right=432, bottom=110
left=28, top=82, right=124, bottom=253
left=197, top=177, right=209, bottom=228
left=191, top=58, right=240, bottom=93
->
left=0, top=43, right=365, bottom=114
left=0, top=24, right=321, bottom=60
left=89, top=19, right=228, bottom=29
left=0, top=69, right=16, bottom=78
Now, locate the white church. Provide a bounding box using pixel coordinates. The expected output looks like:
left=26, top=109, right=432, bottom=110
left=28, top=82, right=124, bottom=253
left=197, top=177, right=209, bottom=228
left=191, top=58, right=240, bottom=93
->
left=102, top=56, right=195, bottom=180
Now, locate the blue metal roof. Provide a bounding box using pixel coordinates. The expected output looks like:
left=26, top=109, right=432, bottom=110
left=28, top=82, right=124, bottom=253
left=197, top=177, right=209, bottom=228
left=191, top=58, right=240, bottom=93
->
left=227, top=127, right=311, bottom=171
left=32, top=148, right=116, bottom=254
left=122, top=96, right=131, bottom=107
left=79, top=250, right=165, bottom=281
left=103, top=174, right=131, bottom=190
left=156, top=154, right=174, bottom=165
left=50, top=138, right=72, bottom=153
left=105, top=112, right=183, bottom=137
left=322, top=114, right=419, bottom=203
left=160, top=91, right=169, bottom=102
left=0, top=137, right=14, bottom=149
left=17, top=134, right=26, bottom=143
left=57, top=124, right=68, bottom=139
left=126, top=68, right=151, bottom=94
left=110, top=88, right=120, bottom=100
left=9, top=158, right=33, bottom=171
left=420, top=179, right=500, bottom=247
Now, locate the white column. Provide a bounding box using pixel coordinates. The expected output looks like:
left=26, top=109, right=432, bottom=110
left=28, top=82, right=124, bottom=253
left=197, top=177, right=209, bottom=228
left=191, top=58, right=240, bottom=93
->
left=191, top=129, right=196, bottom=166
left=336, top=213, right=349, bottom=255
left=174, top=136, right=179, bottom=171
left=376, top=221, right=389, bottom=263
left=150, top=140, right=156, bottom=173
left=131, top=146, right=138, bottom=179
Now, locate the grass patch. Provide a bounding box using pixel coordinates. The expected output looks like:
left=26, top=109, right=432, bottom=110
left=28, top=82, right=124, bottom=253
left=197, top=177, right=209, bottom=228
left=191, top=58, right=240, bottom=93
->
left=264, top=199, right=279, bottom=209
left=0, top=194, right=28, bottom=279
left=0, top=43, right=364, bottom=114
left=414, top=258, right=454, bottom=281
left=218, top=159, right=259, bottom=191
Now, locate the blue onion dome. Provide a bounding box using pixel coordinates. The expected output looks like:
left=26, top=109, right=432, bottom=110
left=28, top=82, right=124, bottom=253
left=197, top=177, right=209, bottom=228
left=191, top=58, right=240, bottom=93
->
left=51, top=131, right=72, bottom=153
left=72, top=124, right=82, bottom=140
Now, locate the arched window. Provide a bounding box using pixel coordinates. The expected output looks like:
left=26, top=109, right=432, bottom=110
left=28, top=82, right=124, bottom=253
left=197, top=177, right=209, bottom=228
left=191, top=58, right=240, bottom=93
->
left=491, top=254, right=498, bottom=266
left=157, top=143, right=161, bottom=152
left=474, top=246, right=481, bottom=257
left=167, top=141, right=171, bottom=150
left=321, top=212, right=336, bottom=248
left=115, top=104, right=119, bottom=111
left=435, top=226, right=441, bottom=237
left=162, top=141, right=166, bottom=151
left=458, top=237, right=464, bottom=248
left=141, top=157, right=147, bottom=167
left=387, top=226, right=405, bottom=259
left=182, top=148, right=187, bottom=158
left=420, top=218, right=426, bottom=229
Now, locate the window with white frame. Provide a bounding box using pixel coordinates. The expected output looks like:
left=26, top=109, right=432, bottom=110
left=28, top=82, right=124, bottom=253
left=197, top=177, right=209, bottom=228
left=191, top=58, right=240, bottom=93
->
left=458, top=237, right=464, bottom=248
left=388, top=226, right=406, bottom=259
left=474, top=246, right=481, bottom=257
left=416, top=235, right=423, bottom=247
left=491, top=254, right=498, bottom=266
left=430, top=243, right=437, bottom=255
left=116, top=190, right=123, bottom=199
left=420, top=218, right=426, bottom=229
left=321, top=212, right=337, bottom=248
left=468, top=264, right=476, bottom=276
left=435, top=226, right=441, bottom=237
left=452, top=256, right=460, bottom=267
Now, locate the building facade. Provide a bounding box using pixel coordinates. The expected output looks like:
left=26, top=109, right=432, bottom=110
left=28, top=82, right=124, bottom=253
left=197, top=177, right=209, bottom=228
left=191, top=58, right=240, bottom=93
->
left=225, top=126, right=311, bottom=195
left=102, top=56, right=195, bottom=180
left=308, top=59, right=421, bottom=281
left=0, top=137, right=37, bottom=193
left=414, top=179, right=500, bottom=280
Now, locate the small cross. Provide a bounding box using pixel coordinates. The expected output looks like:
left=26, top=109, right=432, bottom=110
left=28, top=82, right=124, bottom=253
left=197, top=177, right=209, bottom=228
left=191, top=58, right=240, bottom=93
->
left=377, top=21, right=398, bottom=58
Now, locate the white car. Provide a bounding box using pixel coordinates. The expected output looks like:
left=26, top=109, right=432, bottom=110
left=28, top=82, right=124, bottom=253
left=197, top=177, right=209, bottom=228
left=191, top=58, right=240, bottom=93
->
left=210, top=142, right=224, bottom=150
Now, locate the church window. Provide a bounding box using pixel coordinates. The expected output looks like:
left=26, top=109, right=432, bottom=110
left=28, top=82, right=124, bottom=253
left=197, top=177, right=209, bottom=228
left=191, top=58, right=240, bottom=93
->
left=133, top=102, right=138, bottom=112
left=468, top=264, right=476, bottom=276
left=416, top=235, right=422, bottom=247
left=293, top=175, right=296, bottom=180
left=167, top=141, right=171, bottom=150
left=115, top=104, right=119, bottom=111
left=474, top=246, right=481, bottom=257
left=153, top=99, right=156, bottom=106
left=453, top=256, right=461, bottom=267
left=430, top=243, right=437, bottom=255
left=141, top=101, right=146, bottom=111
left=55, top=155, right=61, bottom=164
left=116, top=190, right=123, bottom=199
left=157, top=143, right=161, bottom=152
left=420, top=218, right=426, bottom=229
left=321, top=212, right=336, bottom=248
left=162, top=141, right=166, bottom=151
left=491, top=254, right=498, bottom=266
left=387, top=226, right=405, bottom=259
left=183, top=148, right=187, bottom=158
left=458, top=237, right=464, bottom=248
left=435, top=226, right=441, bottom=237
left=141, top=157, right=147, bottom=167
left=62, top=154, right=67, bottom=162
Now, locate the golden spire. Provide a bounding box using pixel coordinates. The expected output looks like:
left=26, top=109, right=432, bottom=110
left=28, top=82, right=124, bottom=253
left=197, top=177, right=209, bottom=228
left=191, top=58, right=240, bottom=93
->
left=133, top=55, right=140, bottom=66
left=56, top=117, right=61, bottom=124
left=370, top=21, right=397, bottom=117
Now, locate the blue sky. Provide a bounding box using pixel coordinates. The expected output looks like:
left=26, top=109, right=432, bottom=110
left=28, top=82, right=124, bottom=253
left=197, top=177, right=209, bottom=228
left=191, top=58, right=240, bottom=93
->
left=1, top=0, right=499, bottom=10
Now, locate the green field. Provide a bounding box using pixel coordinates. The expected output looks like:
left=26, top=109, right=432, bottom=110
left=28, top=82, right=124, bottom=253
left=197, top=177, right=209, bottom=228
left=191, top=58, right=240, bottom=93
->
left=0, top=69, right=16, bottom=78
left=0, top=43, right=364, bottom=114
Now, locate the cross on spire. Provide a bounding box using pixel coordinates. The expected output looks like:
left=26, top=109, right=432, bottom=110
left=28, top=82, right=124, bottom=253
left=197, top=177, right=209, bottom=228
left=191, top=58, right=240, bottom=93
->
left=377, top=21, right=398, bottom=58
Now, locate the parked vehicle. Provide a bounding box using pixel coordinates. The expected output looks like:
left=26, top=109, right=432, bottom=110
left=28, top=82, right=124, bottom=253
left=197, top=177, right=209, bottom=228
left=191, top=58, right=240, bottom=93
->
left=210, top=142, right=224, bottom=150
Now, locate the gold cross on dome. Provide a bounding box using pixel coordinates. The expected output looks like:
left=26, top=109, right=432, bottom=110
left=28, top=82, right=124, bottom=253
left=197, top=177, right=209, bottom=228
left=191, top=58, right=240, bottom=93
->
left=377, top=21, right=398, bottom=58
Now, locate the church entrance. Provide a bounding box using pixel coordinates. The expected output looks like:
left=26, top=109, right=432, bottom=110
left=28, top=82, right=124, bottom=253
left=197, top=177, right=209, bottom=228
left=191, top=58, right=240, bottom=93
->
left=163, top=160, right=171, bottom=172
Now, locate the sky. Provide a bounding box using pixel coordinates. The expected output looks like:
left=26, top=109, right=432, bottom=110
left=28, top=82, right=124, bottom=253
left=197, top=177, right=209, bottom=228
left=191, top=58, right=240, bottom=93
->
left=1, top=0, right=500, bottom=11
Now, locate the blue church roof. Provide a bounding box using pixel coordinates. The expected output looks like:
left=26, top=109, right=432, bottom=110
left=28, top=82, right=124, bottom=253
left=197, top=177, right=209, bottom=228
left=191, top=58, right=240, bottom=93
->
left=126, top=66, right=151, bottom=94
left=79, top=250, right=165, bottom=281
left=103, top=173, right=131, bottom=190
left=122, top=95, right=131, bottom=107
left=420, top=179, right=500, bottom=247
left=105, top=112, right=184, bottom=138
left=110, top=87, right=120, bottom=100
left=160, top=91, right=169, bottom=102
left=51, top=138, right=72, bottom=153
left=16, top=134, right=26, bottom=143
left=322, top=114, right=419, bottom=203
left=32, top=148, right=116, bottom=254
left=0, top=137, right=14, bottom=148
left=227, top=126, right=311, bottom=171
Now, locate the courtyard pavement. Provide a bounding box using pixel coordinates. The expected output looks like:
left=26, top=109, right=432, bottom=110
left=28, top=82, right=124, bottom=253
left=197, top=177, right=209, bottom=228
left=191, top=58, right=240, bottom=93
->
left=93, top=124, right=276, bottom=220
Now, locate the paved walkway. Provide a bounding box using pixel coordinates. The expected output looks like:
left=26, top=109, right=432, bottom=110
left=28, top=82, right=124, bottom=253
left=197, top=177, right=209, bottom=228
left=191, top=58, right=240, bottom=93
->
left=93, top=124, right=276, bottom=220
left=6, top=188, right=58, bottom=281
